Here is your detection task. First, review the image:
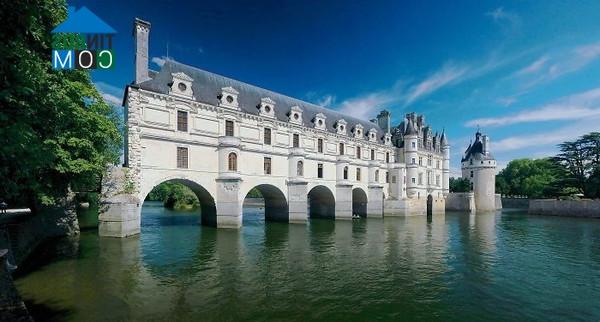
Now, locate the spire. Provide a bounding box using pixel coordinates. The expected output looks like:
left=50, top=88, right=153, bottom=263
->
left=440, top=128, right=448, bottom=146
left=404, top=119, right=418, bottom=136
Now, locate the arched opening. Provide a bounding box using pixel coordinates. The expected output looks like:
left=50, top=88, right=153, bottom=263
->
left=143, top=179, right=217, bottom=227
left=297, top=160, right=304, bottom=177
left=228, top=152, right=237, bottom=171
left=307, top=185, right=335, bottom=219
left=243, top=184, right=288, bottom=225
left=352, top=188, right=368, bottom=218
left=427, top=194, right=433, bottom=217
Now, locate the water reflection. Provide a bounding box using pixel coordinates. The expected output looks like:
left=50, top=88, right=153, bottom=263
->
left=13, top=206, right=600, bottom=321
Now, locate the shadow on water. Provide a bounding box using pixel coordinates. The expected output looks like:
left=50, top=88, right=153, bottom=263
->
left=23, top=299, right=73, bottom=322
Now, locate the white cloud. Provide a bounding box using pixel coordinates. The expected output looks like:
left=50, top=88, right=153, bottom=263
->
left=405, top=64, right=469, bottom=105
left=496, top=96, right=517, bottom=106
left=338, top=89, right=398, bottom=121
left=151, top=56, right=173, bottom=67
left=515, top=55, right=548, bottom=76
left=486, top=7, right=520, bottom=26
left=465, top=87, right=600, bottom=127
left=316, top=94, right=336, bottom=107
left=94, top=81, right=123, bottom=106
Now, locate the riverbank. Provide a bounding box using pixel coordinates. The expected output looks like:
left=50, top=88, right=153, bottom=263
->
left=529, top=199, right=600, bottom=218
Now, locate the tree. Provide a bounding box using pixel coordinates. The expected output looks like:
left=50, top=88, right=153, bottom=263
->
left=449, top=177, right=471, bottom=193
left=0, top=0, right=122, bottom=209
left=552, top=132, right=600, bottom=198
left=495, top=158, right=560, bottom=198
left=146, top=182, right=200, bottom=210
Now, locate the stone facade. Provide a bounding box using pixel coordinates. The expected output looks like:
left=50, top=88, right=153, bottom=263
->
left=99, top=18, right=451, bottom=237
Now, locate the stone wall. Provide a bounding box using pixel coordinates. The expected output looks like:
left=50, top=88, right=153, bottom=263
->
left=502, top=198, right=529, bottom=209
left=529, top=199, right=600, bottom=218
left=446, top=192, right=475, bottom=212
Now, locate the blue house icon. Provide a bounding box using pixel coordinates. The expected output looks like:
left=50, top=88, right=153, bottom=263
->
left=52, top=6, right=116, bottom=34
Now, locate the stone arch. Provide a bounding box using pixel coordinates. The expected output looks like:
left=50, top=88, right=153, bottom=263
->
left=307, top=185, right=335, bottom=219
left=142, top=178, right=217, bottom=227
left=242, top=184, right=289, bottom=222
left=352, top=187, right=368, bottom=218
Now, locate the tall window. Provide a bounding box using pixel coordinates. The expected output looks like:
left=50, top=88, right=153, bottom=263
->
left=225, top=120, right=234, bottom=136
left=177, top=111, right=188, bottom=132
left=264, top=157, right=272, bottom=175
left=356, top=168, right=361, bottom=181
left=436, top=175, right=440, bottom=187
left=418, top=157, right=423, bottom=166
left=386, top=152, right=390, bottom=163
left=418, top=173, right=423, bottom=185
left=317, top=163, right=323, bottom=178
left=428, top=155, right=432, bottom=166
left=293, top=133, right=300, bottom=148
left=412, top=142, right=416, bottom=148
left=386, top=171, right=389, bottom=183
left=470, top=170, right=474, bottom=178
left=297, top=160, right=304, bottom=176
left=264, top=128, right=271, bottom=145
left=339, top=143, right=345, bottom=155
left=317, top=138, right=323, bottom=153
left=228, top=152, right=237, bottom=171
left=375, top=170, right=379, bottom=182
left=177, top=147, right=188, bottom=168
left=427, top=171, right=431, bottom=185
left=371, top=149, right=375, bottom=160
left=356, top=146, right=361, bottom=159
left=343, top=166, right=349, bottom=180
left=411, top=158, right=416, bottom=164
left=437, top=160, right=440, bottom=169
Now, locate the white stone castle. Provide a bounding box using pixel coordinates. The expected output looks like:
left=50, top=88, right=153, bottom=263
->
left=99, top=18, right=451, bottom=237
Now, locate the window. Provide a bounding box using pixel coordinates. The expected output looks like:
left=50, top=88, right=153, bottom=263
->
left=427, top=171, right=431, bottom=185
left=177, top=147, right=188, bottom=168
left=470, top=182, right=474, bottom=191
left=436, top=175, right=440, bottom=187
left=225, top=120, right=234, bottom=136
left=318, top=138, right=324, bottom=153
left=470, top=170, right=474, bottom=178
left=339, top=143, right=345, bottom=155
left=392, top=176, right=396, bottom=184
left=177, top=111, right=188, bottom=132
left=356, top=146, right=361, bottom=159
left=264, top=157, right=271, bottom=175
left=228, top=152, right=237, bottom=171
left=437, top=160, right=440, bottom=169
left=412, top=158, right=416, bottom=164
left=264, top=128, right=271, bottom=145
left=428, top=155, right=432, bottom=166
left=343, top=166, right=349, bottom=180
left=375, top=170, right=380, bottom=182
left=293, top=133, right=300, bottom=148
left=356, top=168, right=361, bottom=181
left=386, top=171, right=389, bottom=183
left=412, top=177, right=416, bottom=184
left=297, top=160, right=304, bottom=176
left=317, top=163, right=323, bottom=178
left=418, top=157, right=423, bottom=166
left=371, top=149, right=375, bottom=160
left=412, top=142, right=416, bottom=148
left=418, top=173, right=423, bottom=185
left=386, top=152, right=390, bottom=163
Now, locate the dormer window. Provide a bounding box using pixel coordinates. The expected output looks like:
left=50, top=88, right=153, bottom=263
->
left=219, top=86, right=239, bottom=109
left=289, top=105, right=303, bottom=125
left=258, top=97, right=276, bottom=118
left=353, top=124, right=364, bottom=139
left=384, top=133, right=392, bottom=146
left=335, top=119, right=348, bottom=135
left=313, top=112, right=327, bottom=130
left=169, top=72, right=194, bottom=98
left=368, top=129, right=378, bottom=142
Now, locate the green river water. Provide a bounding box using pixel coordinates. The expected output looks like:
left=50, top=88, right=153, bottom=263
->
left=14, top=202, right=600, bottom=321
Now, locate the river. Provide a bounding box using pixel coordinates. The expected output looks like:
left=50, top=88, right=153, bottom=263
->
left=14, top=201, right=600, bottom=321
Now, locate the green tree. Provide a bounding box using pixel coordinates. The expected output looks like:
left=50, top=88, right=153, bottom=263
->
left=0, top=0, right=122, bottom=209
left=552, top=132, right=600, bottom=198
left=496, top=158, right=560, bottom=198
left=146, top=182, right=200, bottom=210
left=449, top=177, right=471, bottom=193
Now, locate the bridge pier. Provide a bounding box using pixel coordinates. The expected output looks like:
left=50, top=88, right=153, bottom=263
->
left=367, top=185, right=384, bottom=217
left=288, top=180, right=308, bottom=223
left=216, top=177, right=243, bottom=229
left=335, top=184, right=353, bottom=219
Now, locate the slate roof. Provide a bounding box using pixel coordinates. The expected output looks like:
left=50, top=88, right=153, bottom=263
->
left=135, top=60, right=385, bottom=142
left=462, top=132, right=494, bottom=162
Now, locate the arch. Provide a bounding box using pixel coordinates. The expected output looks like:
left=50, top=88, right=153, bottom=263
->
left=352, top=188, right=368, bottom=218
left=243, top=184, right=289, bottom=223
left=228, top=152, right=237, bottom=171
left=143, top=178, right=217, bottom=227
left=427, top=194, right=433, bottom=217
left=307, top=185, right=335, bottom=219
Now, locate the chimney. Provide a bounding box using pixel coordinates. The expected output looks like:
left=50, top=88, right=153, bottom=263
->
left=482, top=135, right=490, bottom=155
left=133, top=18, right=151, bottom=84
left=376, top=110, right=391, bottom=134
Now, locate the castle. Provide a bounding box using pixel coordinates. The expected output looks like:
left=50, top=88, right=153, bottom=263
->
left=100, top=18, right=450, bottom=237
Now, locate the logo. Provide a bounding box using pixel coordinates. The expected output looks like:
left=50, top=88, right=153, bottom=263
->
left=51, top=6, right=116, bottom=70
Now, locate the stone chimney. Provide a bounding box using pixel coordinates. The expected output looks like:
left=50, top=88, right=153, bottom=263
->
left=133, top=18, right=151, bottom=84
left=376, top=110, right=391, bottom=134
left=482, top=135, right=490, bottom=155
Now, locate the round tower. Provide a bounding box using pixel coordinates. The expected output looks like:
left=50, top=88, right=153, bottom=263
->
left=461, top=131, right=496, bottom=212
left=441, top=130, right=450, bottom=196
left=404, top=119, right=419, bottom=198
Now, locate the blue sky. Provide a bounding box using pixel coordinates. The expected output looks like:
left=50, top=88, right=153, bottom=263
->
left=82, top=0, right=600, bottom=175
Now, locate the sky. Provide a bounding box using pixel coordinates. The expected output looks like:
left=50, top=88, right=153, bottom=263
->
left=79, top=0, right=600, bottom=176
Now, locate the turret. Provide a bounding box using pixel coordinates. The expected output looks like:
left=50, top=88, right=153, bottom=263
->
left=461, top=130, right=496, bottom=212
left=441, top=130, right=450, bottom=196
left=404, top=119, right=419, bottom=198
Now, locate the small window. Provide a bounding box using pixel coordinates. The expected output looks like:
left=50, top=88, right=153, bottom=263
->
left=225, top=120, right=234, bottom=136
left=437, top=160, right=440, bottom=169
left=264, top=157, right=272, bottom=175
left=228, top=152, right=237, bottom=171
left=177, top=82, right=187, bottom=91
left=343, top=166, right=349, bottom=180
left=412, top=177, right=416, bottom=184
left=264, top=128, right=272, bottom=145
left=386, top=171, right=389, bottom=183
left=297, top=160, right=304, bottom=176
left=419, top=157, right=422, bottom=166
left=436, top=175, right=440, bottom=187
left=375, top=170, right=380, bottom=183
left=177, top=111, right=188, bottom=132
left=177, top=147, right=188, bottom=169
left=293, top=133, right=300, bottom=148
left=339, top=143, right=345, bottom=155
left=317, top=163, right=323, bottom=178
left=392, top=176, right=396, bottom=184
left=356, top=168, right=361, bottom=181
left=470, top=170, right=474, bottom=178
left=356, top=146, right=361, bottom=159
left=411, top=158, right=416, bottom=164
left=386, top=152, right=390, bottom=163
left=411, top=142, right=416, bottom=148
left=318, top=138, right=323, bottom=153
left=418, top=173, right=423, bottom=185
left=371, top=149, right=375, bottom=160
